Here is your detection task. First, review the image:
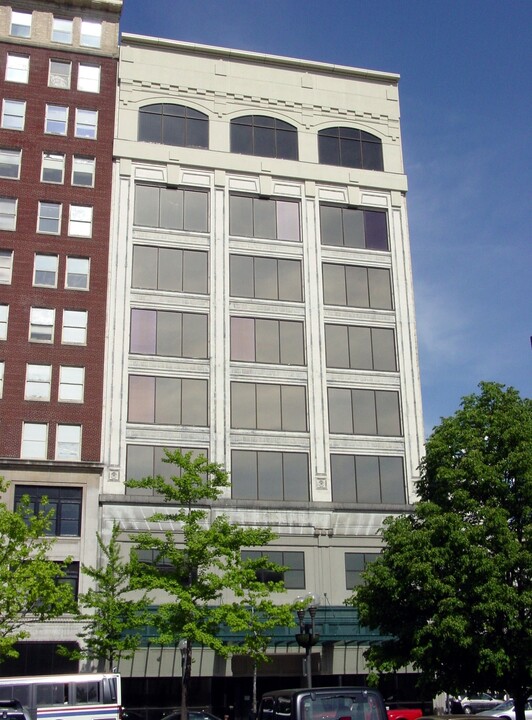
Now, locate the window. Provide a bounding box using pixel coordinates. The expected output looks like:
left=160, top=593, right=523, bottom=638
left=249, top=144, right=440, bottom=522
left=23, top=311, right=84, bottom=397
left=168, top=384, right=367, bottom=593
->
left=72, top=681, right=99, bottom=704
left=59, top=562, right=80, bottom=598
left=0, top=249, right=13, bottom=284
left=41, top=153, right=65, bottom=184
left=75, top=109, right=98, bottom=139
left=77, top=64, right=100, bottom=93
left=21, top=423, right=48, bottom=459
left=229, top=195, right=300, bottom=241
left=320, top=204, right=388, bottom=250
left=61, top=310, right=87, bottom=344
left=241, top=550, right=305, bottom=589
left=1, top=99, right=26, bottom=130
left=72, top=156, right=95, bottom=187
left=325, top=324, right=397, bottom=371
left=0, top=149, right=21, bottom=179
left=138, top=104, right=208, bottom=148
left=232, top=450, right=309, bottom=501
left=322, top=263, right=393, bottom=310
left=15, top=485, right=82, bottom=536
left=33, top=254, right=58, bottom=287
left=328, top=388, right=401, bottom=436
left=126, top=445, right=205, bottom=495
left=0, top=305, right=8, bottom=340
left=0, top=198, right=17, bottom=231
left=37, top=202, right=61, bottom=234
left=231, top=382, right=307, bottom=431
left=58, top=366, right=84, bottom=402
left=68, top=205, right=92, bottom=237
left=231, top=317, right=305, bottom=365
left=56, top=424, right=81, bottom=461
left=345, top=552, right=379, bottom=589
left=10, top=11, right=32, bottom=38
left=35, top=683, right=68, bottom=706
left=130, top=309, right=208, bottom=358
left=230, top=254, right=303, bottom=302
left=0, top=361, right=4, bottom=398
left=45, top=105, right=68, bottom=135
left=80, top=20, right=101, bottom=48
left=331, top=454, right=406, bottom=504
left=29, top=307, right=55, bottom=342
left=52, top=18, right=73, bottom=44
left=318, top=127, right=383, bottom=171
left=25, top=364, right=52, bottom=401
left=128, top=375, right=208, bottom=427
left=65, top=256, right=90, bottom=289
left=134, top=185, right=209, bottom=233
left=48, top=60, right=71, bottom=89
left=132, top=246, right=208, bottom=294
left=5, top=54, right=29, bottom=83
left=231, top=116, right=298, bottom=160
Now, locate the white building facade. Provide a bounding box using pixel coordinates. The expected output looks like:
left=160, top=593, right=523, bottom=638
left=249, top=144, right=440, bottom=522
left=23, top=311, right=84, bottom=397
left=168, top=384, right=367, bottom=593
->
left=101, top=35, right=424, bottom=709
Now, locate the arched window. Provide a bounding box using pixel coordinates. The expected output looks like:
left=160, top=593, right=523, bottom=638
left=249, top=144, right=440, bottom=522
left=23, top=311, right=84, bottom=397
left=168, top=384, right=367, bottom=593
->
left=230, top=115, right=298, bottom=160
left=318, top=127, right=383, bottom=171
left=138, top=104, right=208, bottom=148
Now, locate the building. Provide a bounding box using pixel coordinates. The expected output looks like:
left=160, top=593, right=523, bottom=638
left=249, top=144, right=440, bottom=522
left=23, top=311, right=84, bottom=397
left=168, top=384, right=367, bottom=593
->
left=100, top=34, right=425, bottom=711
left=0, top=0, right=121, bottom=672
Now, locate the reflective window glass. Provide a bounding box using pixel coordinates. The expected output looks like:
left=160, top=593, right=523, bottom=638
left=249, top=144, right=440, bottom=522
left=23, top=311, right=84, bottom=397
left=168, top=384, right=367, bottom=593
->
left=318, top=127, right=383, bottom=171
left=230, top=115, right=298, bottom=159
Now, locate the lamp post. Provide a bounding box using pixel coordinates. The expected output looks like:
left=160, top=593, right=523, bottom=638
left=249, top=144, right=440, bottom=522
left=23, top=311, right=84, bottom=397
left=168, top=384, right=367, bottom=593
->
left=295, top=594, right=320, bottom=688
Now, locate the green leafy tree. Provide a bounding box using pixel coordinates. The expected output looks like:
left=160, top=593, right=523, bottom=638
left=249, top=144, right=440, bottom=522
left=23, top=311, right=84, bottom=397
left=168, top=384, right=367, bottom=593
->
left=61, top=521, right=151, bottom=671
left=0, top=479, right=75, bottom=662
left=348, top=383, right=532, bottom=720
left=128, top=450, right=285, bottom=720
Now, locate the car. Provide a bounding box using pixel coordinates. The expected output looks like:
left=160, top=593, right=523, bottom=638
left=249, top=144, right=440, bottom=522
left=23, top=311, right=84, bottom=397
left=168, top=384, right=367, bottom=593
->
left=0, top=700, right=32, bottom=720
left=257, top=687, right=388, bottom=720
left=450, top=696, right=504, bottom=715
left=387, top=709, right=423, bottom=720
left=162, top=712, right=222, bottom=720
left=477, top=699, right=532, bottom=720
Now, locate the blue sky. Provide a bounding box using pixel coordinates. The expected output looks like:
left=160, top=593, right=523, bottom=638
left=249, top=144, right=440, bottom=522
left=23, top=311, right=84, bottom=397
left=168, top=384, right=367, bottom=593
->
left=120, top=0, right=532, bottom=436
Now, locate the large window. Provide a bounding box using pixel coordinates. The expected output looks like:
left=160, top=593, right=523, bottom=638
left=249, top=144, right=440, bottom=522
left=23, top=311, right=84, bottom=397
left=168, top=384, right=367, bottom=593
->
left=5, top=54, right=29, bottom=83
left=231, top=382, right=307, bottom=431
left=75, top=109, right=98, bottom=139
left=241, top=550, right=305, bottom=589
left=41, top=153, right=65, bottom=184
left=126, top=445, right=206, bottom=495
left=325, top=324, right=396, bottom=371
left=0, top=198, right=17, bottom=231
left=0, top=305, right=8, bottom=340
left=58, top=366, right=84, bottom=402
left=80, top=20, right=102, bottom=48
left=0, top=149, right=21, bottom=179
left=138, top=104, right=208, bottom=149
left=231, top=116, right=298, bottom=160
left=10, top=11, right=32, bottom=38
left=29, top=307, right=55, bottom=343
left=48, top=60, right=71, bottom=89
left=331, top=454, right=405, bottom=504
left=77, top=64, right=100, bottom=93
left=318, top=127, right=383, bottom=171
left=37, top=202, right=61, bottom=234
left=68, top=205, right=93, bottom=237
left=0, top=250, right=13, bottom=284
left=231, top=317, right=305, bottom=365
left=33, top=254, right=59, bottom=287
left=72, top=156, right=95, bottom=187
left=1, top=99, right=26, bottom=130
left=230, top=255, right=303, bottom=302
left=322, top=263, right=393, bottom=310
left=15, top=485, right=82, bottom=536
left=132, top=246, right=208, bottom=294
left=65, top=257, right=90, bottom=290
left=128, top=375, right=208, bottom=427
left=320, top=205, right=388, bottom=250
left=52, top=18, right=73, bottom=44
left=61, top=310, right=88, bottom=345
left=130, top=309, right=208, bottom=358
left=328, top=388, right=401, bottom=436
left=345, top=552, right=379, bottom=589
left=25, top=364, right=52, bottom=401
left=230, top=195, right=300, bottom=241
left=20, top=423, right=47, bottom=459
left=45, top=105, right=68, bottom=135
left=232, top=450, right=309, bottom=501
left=134, top=185, right=209, bottom=233
left=56, top=424, right=81, bottom=461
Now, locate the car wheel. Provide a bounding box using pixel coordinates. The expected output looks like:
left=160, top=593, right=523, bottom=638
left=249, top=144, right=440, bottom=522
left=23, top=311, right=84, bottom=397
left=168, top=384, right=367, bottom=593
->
left=464, top=708, right=472, bottom=715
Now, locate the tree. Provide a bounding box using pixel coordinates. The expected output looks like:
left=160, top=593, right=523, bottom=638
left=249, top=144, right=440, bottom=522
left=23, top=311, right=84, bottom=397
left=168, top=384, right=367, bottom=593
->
left=0, top=479, right=76, bottom=662
left=127, top=450, right=286, bottom=720
left=349, top=383, right=532, bottom=720
left=62, top=522, right=151, bottom=671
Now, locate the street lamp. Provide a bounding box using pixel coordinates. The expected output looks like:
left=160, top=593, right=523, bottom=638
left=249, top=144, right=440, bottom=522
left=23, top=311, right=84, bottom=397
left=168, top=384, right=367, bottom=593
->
left=295, top=593, right=320, bottom=688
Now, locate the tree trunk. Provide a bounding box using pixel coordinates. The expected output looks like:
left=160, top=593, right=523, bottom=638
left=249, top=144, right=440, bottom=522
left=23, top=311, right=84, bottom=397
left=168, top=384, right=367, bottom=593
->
left=513, top=692, right=528, bottom=720
left=180, top=641, right=192, bottom=720
left=252, top=660, right=257, bottom=718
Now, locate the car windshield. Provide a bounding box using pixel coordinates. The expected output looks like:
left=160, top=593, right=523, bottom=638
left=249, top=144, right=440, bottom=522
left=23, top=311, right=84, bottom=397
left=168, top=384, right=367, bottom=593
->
left=492, top=702, right=513, bottom=712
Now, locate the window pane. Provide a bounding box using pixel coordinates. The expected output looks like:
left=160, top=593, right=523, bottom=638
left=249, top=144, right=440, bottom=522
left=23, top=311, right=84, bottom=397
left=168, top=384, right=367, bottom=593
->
left=130, top=309, right=156, bottom=354
left=49, top=60, right=71, bottom=89
left=379, top=456, right=406, bottom=503
left=355, top=455, right=381, bottom=503
left=155, top=377, right=180, bottom=424
left=254, top=198, right=276, bottom=239
left=0, top=250, right=13, bottom=284
left=75, top=109, right=97, bottom=139
left=352, top=389, right=377, bottom=435
left=323, top=263, right=346, bottom=305
left=281, top=385, right=307, bottom=431
left=276, top=201, right=300, bottom=242
left=72, top=156, right=95, bottom=187
left=231, top=122, right=253, bottom=154
left=230, top=196, right=253, bottom=237
left=127, top=445, right=154, bottom=482
left=231, top=382, right=256, bottom=429
left=128, top=376, right=155, bottom=422
left=255, top=257, right=278, bottom=299
left=183, top=250, right=208, bottom=294
left=255, top=319, right=279, bottom=364
left=231, top=317, right=255, bottom=361
left=319, top=133, right=340, bottom=165
left=320, top=205, right=343, bottom=246
left=56, top=425, right=81, bottom=461
left=365, top=211, right=388, bottom=251
left=132, top=246, right=157, bottom=289
left=346, top=266, right=370, bottom=307
left=375, top=390, right=401, bottom=435
left=231, top=450, right=257, bottom=500
left=182, top=312, right=208, bottom=358
left=328, top=388, right=353, bottom=434
left=331, top=454, right=355, bottom=502
left=181, top=379, right=207, bottom=426
left=156, top=311, right=181, bottom=357
left=280, top=320, right=304, bottom=365
left=11, top=11, right=32, bottom=38
left=2, top=99, right=26, bottom=130
left=349, top=326, right=372, bottom=369
left=256, top=384, right=281, bottom=430
left=160, top=187, right=182, bottom=229
left=184, top=189, right=208, bottom=232
left=343, top=208, right=365, bottom=249
left=158, top=248, right=182, bottom=291
left=186, top=116, right=208, bottom=148
left=6, top=54, right=29, bottom=83
left=230, top=255, right=253, bottom=297
left=65, top=257, right=89, bottom=289
left=34, top=254, right=58, bottom=287
left=257, top=452, right=283, bottom=500
left=325, top=324, right=349, bottom=368
left=80, top=21, right=101, bottom=48
left=372, top=328, right=397, bottom=371
left=135, top=185, right=159, bottom=226
left=52, top=18, right=72, bottom=44
left=278, top=259, right=302, bottom=301
left=368, top=268, right=393, bottom=309
left=283, top=453, right=309, bottom=501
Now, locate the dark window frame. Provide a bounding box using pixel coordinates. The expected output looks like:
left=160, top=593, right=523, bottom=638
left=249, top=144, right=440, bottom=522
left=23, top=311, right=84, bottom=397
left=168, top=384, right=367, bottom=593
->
left=230, top=316, right=306, bottom=366
left=345, top=552, right=379, bottom=589
left=231, top=449, right=310, bottom=501
left=138, top=103, right=209, bottom=149
left=230, top=115, right=298, bottom=160
left=241, top=550, right=305, bottom=589
left=330, top=453, right=406, bottom=504
left=328, top=387, right=402, bottom=436
left=134, top=184, right=210, bottom=233
left=318, top=126, right=383, bottom=171
left=230, top=254, right=303, bottom=302
left=322, top=262, right=393, bottom=310
left=320, top=203, right=389, bottom=250
left=14, top=485, right=82, bottom=537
